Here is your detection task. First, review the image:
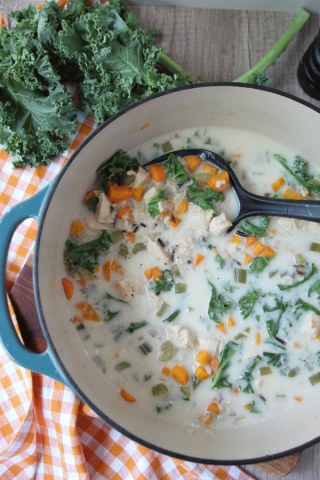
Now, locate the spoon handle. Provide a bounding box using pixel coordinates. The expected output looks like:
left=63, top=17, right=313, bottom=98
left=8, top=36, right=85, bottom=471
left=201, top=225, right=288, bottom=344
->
left=235, top=189, right=320, bottom=227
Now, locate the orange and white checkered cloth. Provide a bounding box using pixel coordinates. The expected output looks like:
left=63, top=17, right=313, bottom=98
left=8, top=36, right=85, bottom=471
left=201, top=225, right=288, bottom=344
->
left=0, top=84, right=255, bottom=480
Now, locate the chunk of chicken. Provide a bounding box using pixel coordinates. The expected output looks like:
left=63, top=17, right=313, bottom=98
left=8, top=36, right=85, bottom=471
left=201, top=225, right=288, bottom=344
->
left=167, top=325, right=194, bottom=348
left=145, top=235, right=170, bottom=265
left=133, top=167, right=151, bottom=188
left=302, top=312, right=320, bottom=339
left=196, top=336, right=221, bottom=356
left=278, top=218, right=298, bottom=231
left=147, top=290, right=161, bottom=308
left=96, top=193, right=118, bottom=224
left=114, top=278, right=136, bottom=302
left=144, top=186, right=158, bottom=205
left=209, top=213, right=232, bottom=236
left=187, top=203, right=213, bottom=234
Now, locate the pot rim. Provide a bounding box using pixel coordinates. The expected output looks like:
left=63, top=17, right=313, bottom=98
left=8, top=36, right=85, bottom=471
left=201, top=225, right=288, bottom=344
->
left=34, top=82, right=320, bottom=465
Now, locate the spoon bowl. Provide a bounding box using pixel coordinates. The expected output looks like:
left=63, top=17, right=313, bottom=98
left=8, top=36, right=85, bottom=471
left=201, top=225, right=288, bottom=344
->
left=144, top=148, right=320, bottom=232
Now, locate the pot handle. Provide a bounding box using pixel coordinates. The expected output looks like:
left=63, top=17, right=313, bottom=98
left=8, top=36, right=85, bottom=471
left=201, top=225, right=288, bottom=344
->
left=0, top=186, right=71, bottom=388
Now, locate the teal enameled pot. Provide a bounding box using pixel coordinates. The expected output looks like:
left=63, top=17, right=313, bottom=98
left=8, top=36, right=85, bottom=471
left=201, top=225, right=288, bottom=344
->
left=1, top=83, right=320, bottom=465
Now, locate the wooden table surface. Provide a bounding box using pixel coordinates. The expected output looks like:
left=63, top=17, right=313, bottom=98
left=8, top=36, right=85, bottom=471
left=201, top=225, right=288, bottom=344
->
left=2, top=2, right=320, bottom=478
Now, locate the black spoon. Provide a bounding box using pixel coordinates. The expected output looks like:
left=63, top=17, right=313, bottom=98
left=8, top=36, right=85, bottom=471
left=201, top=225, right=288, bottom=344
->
left=143, top=149, right=320, bottom=232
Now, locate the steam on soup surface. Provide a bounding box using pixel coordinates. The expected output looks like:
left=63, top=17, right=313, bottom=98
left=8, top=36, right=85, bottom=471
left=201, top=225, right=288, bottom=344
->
left=62, top=127, right=320, bottom=431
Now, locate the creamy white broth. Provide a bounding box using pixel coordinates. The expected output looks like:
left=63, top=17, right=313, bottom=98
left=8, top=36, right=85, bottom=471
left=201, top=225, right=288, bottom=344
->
left=63, top=126, right=320, bottom=431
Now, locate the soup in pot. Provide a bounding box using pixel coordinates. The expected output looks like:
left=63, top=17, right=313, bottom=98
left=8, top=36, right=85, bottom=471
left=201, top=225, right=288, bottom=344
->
left=62, top=126, right=320, bottom=431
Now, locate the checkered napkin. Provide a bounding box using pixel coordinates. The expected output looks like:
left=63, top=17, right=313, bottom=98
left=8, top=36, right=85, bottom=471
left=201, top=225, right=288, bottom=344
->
left=0, top=17, right=255, bottom=478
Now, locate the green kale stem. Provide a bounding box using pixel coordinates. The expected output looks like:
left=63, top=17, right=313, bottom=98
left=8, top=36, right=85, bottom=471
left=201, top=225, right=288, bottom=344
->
left=234, top=7, right=310, bottom=83
left=155, top=7, right=310, bottom=85
left=153, top=47, right=196, bottom=83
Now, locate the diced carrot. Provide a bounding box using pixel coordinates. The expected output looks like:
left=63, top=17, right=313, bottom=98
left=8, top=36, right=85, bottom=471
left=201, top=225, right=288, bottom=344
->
left=111, top=260, right=124, bottom=275
left=270, top=228, right=277, bottom=234
left=0, top=13, right=7, bottom=28
left=246, top=237, right=257, bottom=247
left=232, top=386, right=239, bottom=394
left=198, top=412, right=213, bottom=425
left=171, top=365, right=189, bottom=385
left=132, top=186, right=144, bottom=202
left=82, top=303, right=100, bottom=322
left=270, top=177, right=285, bottom=192
left=227, top=316, right=236, bottom=327
left=117, top=205, right=130, bottom=219
left=194, top=254, right=205, bottom=266
left=282, top=188, right=302, bottom=200
left=231, top=153, right=241, bottom=158
left=75, top=302, right=87, bottom=312
left=127, top=232, right=135, bottom=243
left=207, top=402, right=221, bottom=414
left=230, top=235, right=241, bottom=244
left=83, top=190, right=96, bottom=204
left=294, top=396, right=302, bottom=402
left=196, top=351, right=210, bottom=366
left=244, top=404, right=251, bottom=410
left=70, top=220, right=85, bottom=236
left=168, top=214, right=181, bottom=228
left=263, top=246, right=276, bottom=257
left=195, top=365, right=210, bottom=380
left=108, top=186, right=133, bottom=202
left=72, top=315, right=82, bottom=324
left=244, top=253, right=252, bottom=264
left=140, top=123, right=149, bottom=130
left=203, top=163, right=219, bottom=174
left=153, top=267, right=163, bottom=281
left=317, top=334, right=320, bottom=341
left=256, top=332, right=261, bottom=345
left=94, top=266, right=100, bottom=274
left=162, top=209, right=171, bottom=219
left=162, top=367, right=171, bottom=376
left=61, top=278, right=74, bottom=300
left=294, top=342, right=303, bottom=348
left=144, top=267, right=157, bottom=280
left=77, top=278, right=87, bottom=288
left=184, top=155, right=201, bottom=173
left=216, top=322, right=226, bottom=334
left=176, top=198, right=188, bottom=215
left=102, top=261, right=111, bottom=281
left=35, top=1, right=45, bottom=9
left=209, top=357, right=220, bottom=374
left=252, top=242, right=265, bottom=256
left=207, top=170, right=231, bottom=192
left=150, top=164, right=165, bottom=182
left=57, top=0, right=69, bottom=8
left=120, top=389, right=136, bottom=403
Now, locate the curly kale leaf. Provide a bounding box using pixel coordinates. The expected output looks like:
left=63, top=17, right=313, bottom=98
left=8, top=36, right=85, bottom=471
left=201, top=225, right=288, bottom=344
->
left=294, top=298, right=320, bottom=319
left=65, top=230, right=113, bottom=274
left=278, top=263, right=318, bottom=291
left=308, top=280, right=320, bottom=299
left=240, top=355, right=261, bottom=394
left=147, top=189, right=167, bottom=219
left=207, top=281, right=231, bottom=323
left=248, top=257, right=270, bottom=274
left=237, top=216, right=270, bottom=237
left=238, top=289, right=262, bottom=319
left=163, top=153, right=189, bottom=185
left=273, top=154, right=320, bottom=193
left=263, top=295, right=290, bottom=338
left=187, top=178, right=222, bottom=211
left=150, top=270, right=174, bottom=295
left=212, top=341, right=239, bottom=389
left=97, top=150, right=139, bottom=190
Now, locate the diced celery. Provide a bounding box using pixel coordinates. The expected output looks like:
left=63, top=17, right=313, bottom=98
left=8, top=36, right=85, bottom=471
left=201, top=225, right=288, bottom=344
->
left=175, top=283, right=187, bottom=294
